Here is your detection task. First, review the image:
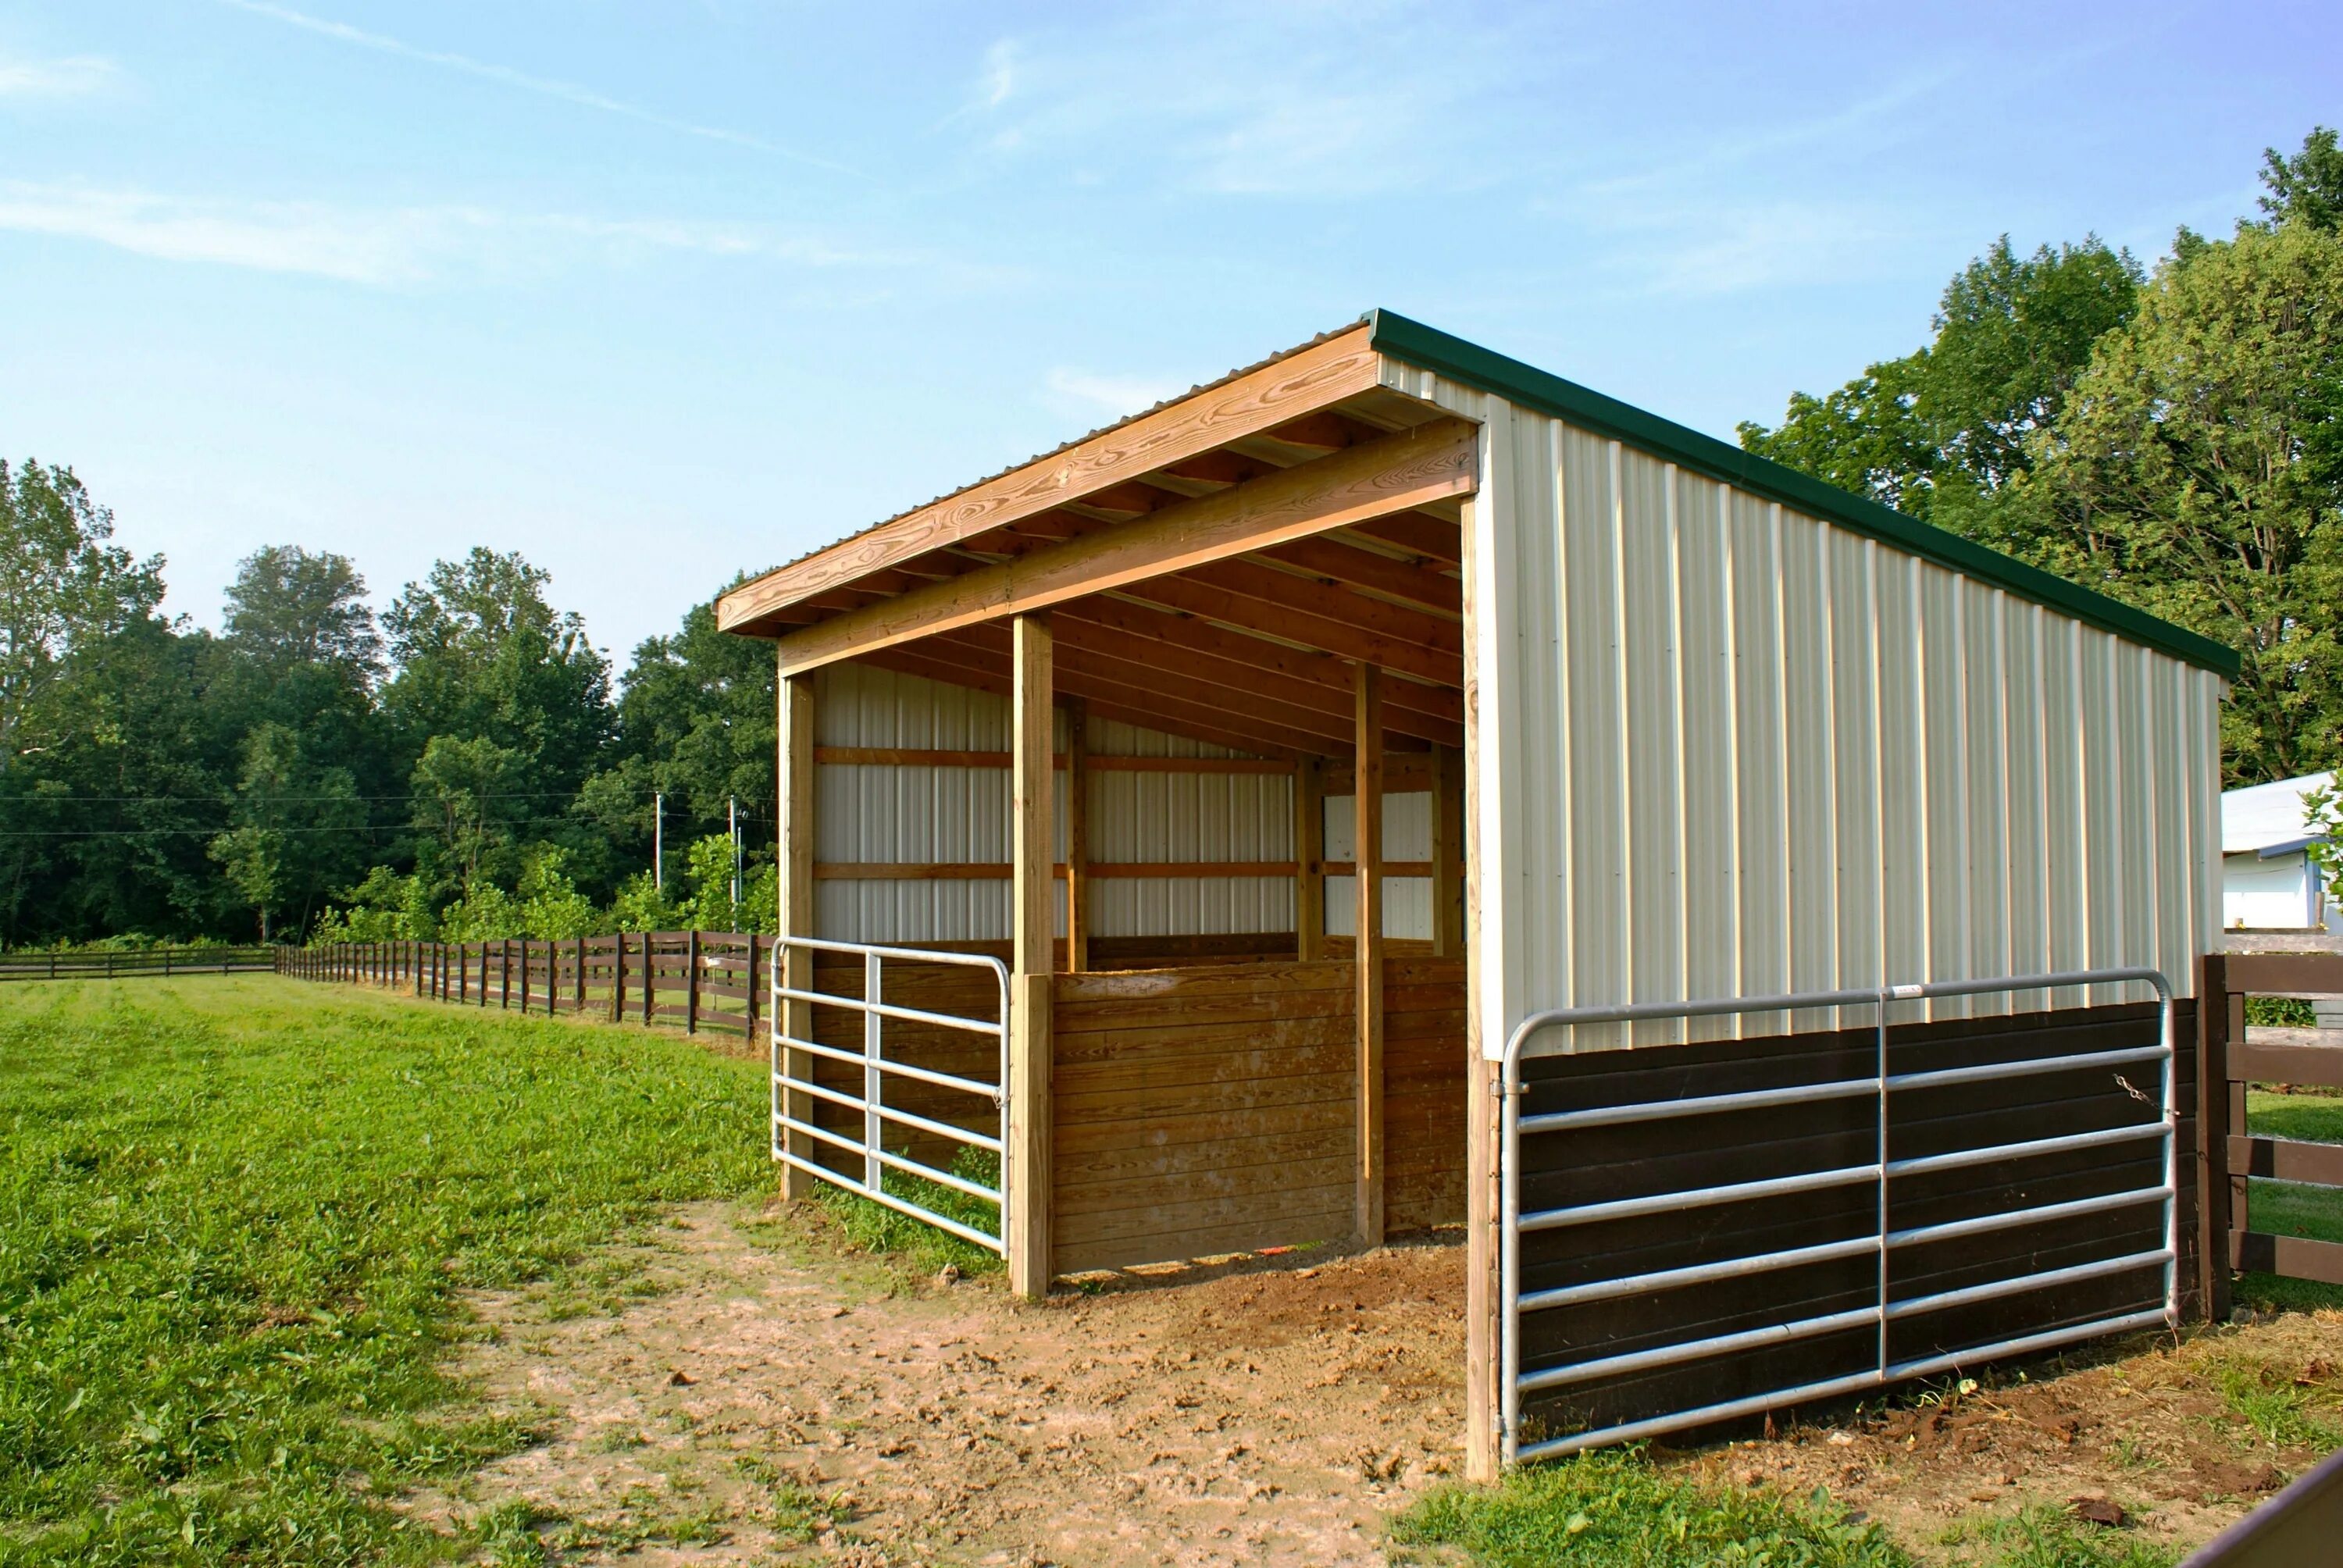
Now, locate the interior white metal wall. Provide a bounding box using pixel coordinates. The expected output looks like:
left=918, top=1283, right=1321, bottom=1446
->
left=1382, top=359, right=2224, bottom=1055
left=814, top=662, right=1434, bottom=945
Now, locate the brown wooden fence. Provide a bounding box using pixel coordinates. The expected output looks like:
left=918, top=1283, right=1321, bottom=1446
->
left=2199, top=950, right=2343, bottom=1319
left=278, top=935, right=773, bottom=1040
left=0, top=946, right=275, bottom=982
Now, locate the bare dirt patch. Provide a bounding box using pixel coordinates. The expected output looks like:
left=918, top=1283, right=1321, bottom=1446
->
left=1667, top=1310, right=2343, bottom=1562
left=417, top=1203, right=1469, bottom=1566
left=414, top=1201, right=2343, bottom=1566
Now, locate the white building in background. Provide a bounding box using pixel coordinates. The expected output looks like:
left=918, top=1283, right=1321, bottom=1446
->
left=2222, top=772, right=2338, bottom=931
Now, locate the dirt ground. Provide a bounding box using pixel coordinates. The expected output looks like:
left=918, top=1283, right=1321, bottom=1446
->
left=416, top=1200, right=2343, bottom=1566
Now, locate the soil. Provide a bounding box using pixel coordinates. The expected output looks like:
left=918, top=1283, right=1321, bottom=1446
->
left=412, top=1201, right=2343, bottom=1566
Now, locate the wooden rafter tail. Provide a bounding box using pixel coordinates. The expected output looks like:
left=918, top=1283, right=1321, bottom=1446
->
left=772, top=417, right=1477, bottom=674
left=716, top=325, right=1379, bottom=634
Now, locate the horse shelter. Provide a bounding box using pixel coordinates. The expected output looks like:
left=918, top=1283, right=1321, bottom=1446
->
left=715, top=310, right=2241, bottom=1478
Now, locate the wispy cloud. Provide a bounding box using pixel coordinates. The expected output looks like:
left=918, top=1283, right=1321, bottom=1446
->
left=216, top=0, right=856, bottom=175
left=0, top=181, right=935, bottom=286
left=1043, top=367, right=1185, bottom=419
left=0, top=52, right=115, bottom=97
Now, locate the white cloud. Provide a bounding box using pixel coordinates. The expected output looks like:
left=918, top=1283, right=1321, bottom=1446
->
left=1043, top=366, right=1186, bottom=419
left=216, top=0, right=855, bottom=175
left=0, top=181, right=949, bottom=286
left=0, top=52, right=115, bottom=97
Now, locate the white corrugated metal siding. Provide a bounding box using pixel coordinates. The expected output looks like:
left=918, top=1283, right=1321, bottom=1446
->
left=1381, top=358, right=2224, bottom=1057
left=812, top=665, right=1436, bottom=944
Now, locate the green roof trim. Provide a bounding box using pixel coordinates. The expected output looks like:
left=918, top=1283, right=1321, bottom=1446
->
left=1366, top=308, right=2241, bottom=680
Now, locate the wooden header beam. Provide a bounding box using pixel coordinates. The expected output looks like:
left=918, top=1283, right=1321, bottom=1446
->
left=718, top=326, right=1378, bottom=634
left=773, top=419, right=1476, bottom=675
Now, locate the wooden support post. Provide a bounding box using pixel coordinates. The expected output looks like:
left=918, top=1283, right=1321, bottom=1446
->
left=1434, top=744, right=1465, bottom=959
left=612, top=933, right=627, bottom=1021
left=1354, top=661, right=1385, bottom=1249
left=642, top=934, right=656, bottom=1026
left=2198, top=953, right=2234, bottom=1324
left=1065, top=697, right=1090, bottom=974
left=1008, top=614, right=1055, bottom=1299
left=686, top=930, right=701, bottom=1033
left=1460, top=481, right=1502, bottom=1483
left=519, top=938, right=530, bottom=1013
left=780, top=668, right=818, bottom=1199
left=1296, top=757, right=1325, bottom=961
left=2225, top=971, right=2249, bottom=1298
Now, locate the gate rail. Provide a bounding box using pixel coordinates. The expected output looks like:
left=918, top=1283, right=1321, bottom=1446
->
left=1500, top=967, right=2177, bottom=1465
left=769, top=936, right=1010, bottom=1256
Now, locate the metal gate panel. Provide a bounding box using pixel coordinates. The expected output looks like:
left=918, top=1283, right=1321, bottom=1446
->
left=770, top=936, right=1009, bottom=1254
left=1499, top=968, right=2177, bottom=1464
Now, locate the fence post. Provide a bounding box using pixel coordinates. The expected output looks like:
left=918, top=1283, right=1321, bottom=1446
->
left=686, top=931, right=701, bottom=1034
left=746, top=934, right=761, bottom=1042
left=519, top=937, right=530, bottom=1014
left=2199, top=952, right=2235, bottom=1324
left=642, top=934, right=655, bottom=1027
left=575, top=935, right=587, bottom=1014
left=612, top=933, right=627, bottom=1021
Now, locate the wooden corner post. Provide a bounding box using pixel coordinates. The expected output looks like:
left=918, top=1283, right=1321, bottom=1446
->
left=1458, top=466, right=1503, bottom=1483
left=1009, top=614, right=1056, bottom=1299
left=2199, top=951, right=2236, bottom=1323
left=1354, top=661, right=1385, bottom=1249
left=1296, top=757, right=1325, bottom=960
left=1065, top=697, right=1090, bottom=975
left=779, top=665, right=818, bottom=1199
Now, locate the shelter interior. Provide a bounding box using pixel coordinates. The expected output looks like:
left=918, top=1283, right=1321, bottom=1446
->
left=719, top=324, right=1478, bottom=1293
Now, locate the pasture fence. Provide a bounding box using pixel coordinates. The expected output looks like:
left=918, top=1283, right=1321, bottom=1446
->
left=0, top=946, right=274, bottom=982
left=278, top=933, right=773, bottom=1040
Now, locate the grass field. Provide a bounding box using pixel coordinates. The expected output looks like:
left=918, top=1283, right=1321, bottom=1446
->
left=0, top=975, right=774, bottom=1566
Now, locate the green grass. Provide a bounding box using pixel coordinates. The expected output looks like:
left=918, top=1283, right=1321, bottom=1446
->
left=0, top=976, right=774, bottom=1566
left=1391, top=1449, right=1906, bottom=1566
left=806, top=1146, right=1003, bottom=1279
left=2238, top=1090, right=2343, bottom=1310
left=1393, top=1454, right=2181, bottom=1568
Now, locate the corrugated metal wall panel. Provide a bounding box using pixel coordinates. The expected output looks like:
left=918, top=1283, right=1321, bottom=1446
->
left=1382, top=358, right=2220, bottom=1058
left=1324, top=790, right=1434, bottom=938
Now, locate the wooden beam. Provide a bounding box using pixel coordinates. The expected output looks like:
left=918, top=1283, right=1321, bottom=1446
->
left=717, top=326, right=1378, bottom=633
left=1256, top=534, right=1464, bottom=616
left=1114, top=571, right=1464, bottom=689
left=1434, top=743, right=1464, bottom=957
left=1296, top=757, right=1325, bottom=962
left=856, top=643, right=1326, bottom=761
left=1175, top=554, right=1463, bottom=653
left=1062, top=595, right=1464, bottom=727
left=1065, top=698, right=1090, bottom=974
left=778, top=666, right=817, bottom=1200
left=1009, top=613, right=1054, bottom=1301
left=1350, top=512, right=1464, bottom=568
left=772, top=419, right=1477, bottom=674
left=1354, top=661, right=1385, bottom=1249
left=809, top=746, right=1291, bottom=774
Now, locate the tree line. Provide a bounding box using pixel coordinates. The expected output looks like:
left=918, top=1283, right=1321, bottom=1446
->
left=4, top=130, right=2338, bottom=946
left=1740, top=127, right=2343, bottom=786
left=0, top=500, right=778, bottom=946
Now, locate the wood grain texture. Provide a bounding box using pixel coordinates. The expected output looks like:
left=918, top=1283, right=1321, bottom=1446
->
left=1009, top=615, right=1054, bottom=1299
left=1354, top=662, right=1386, bottom=1247
left=773, top=419, right=1475, bottom=674
left=719, top=327, right=1379, bottom=633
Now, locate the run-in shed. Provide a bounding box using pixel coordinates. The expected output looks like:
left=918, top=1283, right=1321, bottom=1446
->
left=718, top=311, right=2239, bottom=1475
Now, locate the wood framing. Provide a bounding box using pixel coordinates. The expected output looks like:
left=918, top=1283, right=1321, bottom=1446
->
left=1354, top=661, right=1385, bottom=1249
left=1296, top=757, right=1325, bottom=961
left=1008, top=614, right=1055, bottom=1299
left=717, top=326, right=1379, bottom=633
left=779, top=668, right=817, bottom=1200
left=773, top=418, right=1475, bottom=674
left=1065, top=698, right=1091, bottom=973
left=1434, top=744, right=1464, bottom=958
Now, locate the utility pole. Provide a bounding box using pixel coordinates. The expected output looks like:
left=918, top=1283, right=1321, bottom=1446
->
left=654, top=791, right=664, bottom=893
left=728, top=795, right=741, bottom=914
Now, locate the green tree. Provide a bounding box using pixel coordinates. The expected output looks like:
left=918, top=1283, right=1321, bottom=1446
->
left=1739, top=237, right=2140, bottom=537
left=207, top=722, right=366, bottom=940
left=2263, top=126, right=2343, bottom=231
left=2024, top=219, right=2343, bottom=783
left=409, top=732, right=524, bottom=893
left=0, top=460, right=165, bottom=773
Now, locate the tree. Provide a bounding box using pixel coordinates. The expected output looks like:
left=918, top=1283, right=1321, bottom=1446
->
left=207, top=721, right=366, bottom=940
left=2024, top=220, right=2343, bottom=784
left=222, top=545, right=382, bottom=682
left=0, top=461, right=164, bottom=773
left=1739, top=237, right=2139, bottom=539
left=409, top=732, right=524, bottom=893
left=2263, top=127, right=2343, bottom=231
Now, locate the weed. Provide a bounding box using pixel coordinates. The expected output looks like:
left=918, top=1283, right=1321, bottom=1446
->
left=2208, top=1356, right=2343, bottom=1449
left=1935, top=1503, right=2174, bottom=1568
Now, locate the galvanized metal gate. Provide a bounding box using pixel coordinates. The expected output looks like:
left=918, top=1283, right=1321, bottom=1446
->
left=769, top=936, right=1011, bottom=1255
left=1498, top=967, right=2179, bottom=1464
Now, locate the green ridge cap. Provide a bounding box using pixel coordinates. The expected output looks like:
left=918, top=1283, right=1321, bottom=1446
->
left=1365, top=308, right=2241, bottom=681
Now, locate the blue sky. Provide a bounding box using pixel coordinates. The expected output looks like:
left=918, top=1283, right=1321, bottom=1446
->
left=2, top=2, right=2335, bottom=665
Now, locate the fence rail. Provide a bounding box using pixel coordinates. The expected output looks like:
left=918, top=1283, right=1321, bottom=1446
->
left=0, top=946, right=275, bottom=982
left=278, top=935, right=777, bottom=1040
left=2201, top=951, right=2343, bottom=1306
